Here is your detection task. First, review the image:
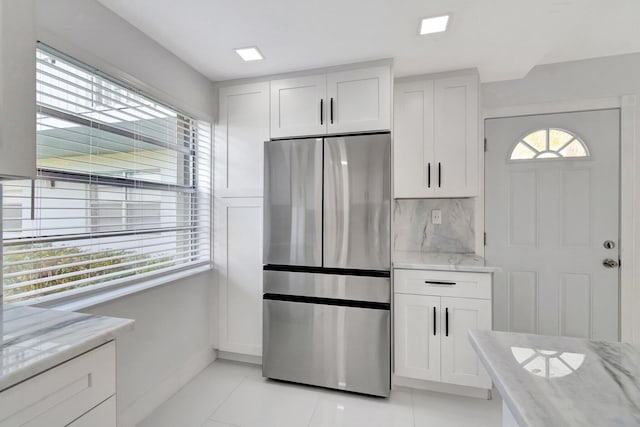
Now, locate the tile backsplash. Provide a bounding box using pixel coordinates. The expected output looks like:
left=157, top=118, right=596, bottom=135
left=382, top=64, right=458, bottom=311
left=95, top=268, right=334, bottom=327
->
left=393, top=198, right=475, bottom=253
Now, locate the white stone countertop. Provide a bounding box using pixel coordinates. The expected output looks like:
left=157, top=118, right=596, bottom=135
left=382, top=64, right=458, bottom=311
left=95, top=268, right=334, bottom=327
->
left=0, top=304, right=134, bottom=392
left=393, top=251, right=501, bottom=273
left=469, top=329, right=640, bottom=426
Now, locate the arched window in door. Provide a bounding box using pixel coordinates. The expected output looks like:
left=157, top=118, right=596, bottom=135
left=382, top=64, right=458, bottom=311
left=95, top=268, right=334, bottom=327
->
left=509, top=128, right=589, bottom=160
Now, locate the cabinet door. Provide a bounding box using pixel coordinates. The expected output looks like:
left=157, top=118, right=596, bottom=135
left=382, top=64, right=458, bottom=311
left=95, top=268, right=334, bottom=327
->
left=394, top=293, right=441, bottom=381
left=433, top=75, right=479, bottom=197
left=216, top=82, right=269, bottom=197
left=270, top=75, right=326, bottom=138
left=326, top=66, right=391, bottom=134
left=215, top=197, right=263, bottom=356
left=0, top=0, right=36, bottom=179
left=440, top=297, right=491, bottom=388
left=393, top=80, right=435, bottom=198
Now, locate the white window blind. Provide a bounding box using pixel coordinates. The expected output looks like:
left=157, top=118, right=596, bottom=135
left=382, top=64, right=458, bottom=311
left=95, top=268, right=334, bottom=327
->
left=2, top=45, right=212, bottom=303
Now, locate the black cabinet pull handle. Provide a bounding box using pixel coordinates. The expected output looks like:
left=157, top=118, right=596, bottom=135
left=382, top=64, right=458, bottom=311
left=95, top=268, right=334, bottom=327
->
left=424, top=280, right=456, bottom=286
left=330, top=97, right=334, bottom=124
left=445, top=307, right=449, bottom=337
left=427, top=163, right=431, bottom=188
left=438, top=162, right=442, bottom=188
left=320, top=99, right=324, bottom=125
left=433, top=306, right=436, bottom=336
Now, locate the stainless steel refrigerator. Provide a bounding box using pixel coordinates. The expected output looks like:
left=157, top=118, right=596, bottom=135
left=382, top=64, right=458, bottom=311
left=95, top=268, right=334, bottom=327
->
left=262, top=133, right=391, bottom=397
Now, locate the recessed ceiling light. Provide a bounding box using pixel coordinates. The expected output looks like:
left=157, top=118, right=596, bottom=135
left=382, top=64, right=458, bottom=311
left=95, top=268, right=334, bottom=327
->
left=235, top=47, right=264, bottom=61
left=419, top=15, right=450, bottom=35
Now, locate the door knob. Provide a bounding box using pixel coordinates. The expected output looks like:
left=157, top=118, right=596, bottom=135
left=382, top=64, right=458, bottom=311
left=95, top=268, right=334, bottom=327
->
left=602, top=258, right=619, bottom=268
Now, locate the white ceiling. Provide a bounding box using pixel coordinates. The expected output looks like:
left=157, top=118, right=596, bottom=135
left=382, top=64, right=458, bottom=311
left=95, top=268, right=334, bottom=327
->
left=97, top=0, right=640, bottom=83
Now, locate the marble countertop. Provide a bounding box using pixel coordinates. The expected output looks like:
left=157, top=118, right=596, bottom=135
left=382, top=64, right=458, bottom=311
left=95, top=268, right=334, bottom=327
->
left=393, top=251, right=501, bottom=273
left=469, top=330, right=640, bottom=426
left=0, top=304, right=134, bottom=392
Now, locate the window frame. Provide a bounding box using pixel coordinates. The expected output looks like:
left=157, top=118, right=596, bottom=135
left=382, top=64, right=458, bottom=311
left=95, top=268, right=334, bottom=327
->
left=508, top=127, right=591, bottom=162
left=2, top=44, right=212, bottom=307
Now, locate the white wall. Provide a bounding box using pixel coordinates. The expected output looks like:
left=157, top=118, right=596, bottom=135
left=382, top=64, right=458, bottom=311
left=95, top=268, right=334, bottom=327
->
left=481, top=52, right=640, bottom=344
left=35, top=0, right=215, bottom=121
left=482, top=53, right=640, bottom=108
left=85, top=271, right=215, bottom=426
left=34, top=1, right=217, bottom=425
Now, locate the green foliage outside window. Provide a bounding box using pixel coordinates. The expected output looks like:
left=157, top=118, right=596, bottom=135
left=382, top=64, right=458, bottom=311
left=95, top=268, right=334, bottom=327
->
left=3, top=244, right=172, bottom=302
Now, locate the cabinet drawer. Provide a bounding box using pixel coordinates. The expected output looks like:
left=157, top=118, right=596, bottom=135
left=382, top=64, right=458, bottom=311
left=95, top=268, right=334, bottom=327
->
left=394, top=269, right=491, bottom=299
left=0, top=341, right=115, bottom=427
left=68, top=396, right=115, bottom=427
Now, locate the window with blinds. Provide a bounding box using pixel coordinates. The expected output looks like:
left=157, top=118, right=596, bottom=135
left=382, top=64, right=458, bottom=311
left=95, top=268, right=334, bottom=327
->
left=2, top=45, right=212, bottom=304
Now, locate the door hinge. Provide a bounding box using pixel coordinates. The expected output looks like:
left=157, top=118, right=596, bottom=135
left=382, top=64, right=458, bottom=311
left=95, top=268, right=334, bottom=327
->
left=484, top=138, right=487, bottom=152
left=484, top=232, right=487, bottom=246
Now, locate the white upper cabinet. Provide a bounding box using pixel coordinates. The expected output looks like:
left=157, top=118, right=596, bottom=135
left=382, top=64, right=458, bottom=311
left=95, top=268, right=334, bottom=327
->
left=0, top=0, right=36, bottom=180
left=393, top=80, right=435, bottom=198
left=326, top=66, right=391, bottom=134
left=270, top=64, right=391, bottom=138
left=433, top=76, right=479, bottom=197
left=394, top=73, right=479, bottom=198
left=270, top=75, right=327, bottom=138
left=216, top=82, right=270, bottom=197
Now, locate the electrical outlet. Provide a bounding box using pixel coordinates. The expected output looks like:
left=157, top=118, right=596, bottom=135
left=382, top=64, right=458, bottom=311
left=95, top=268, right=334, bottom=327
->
left=431, top=209, right=442, bottom=225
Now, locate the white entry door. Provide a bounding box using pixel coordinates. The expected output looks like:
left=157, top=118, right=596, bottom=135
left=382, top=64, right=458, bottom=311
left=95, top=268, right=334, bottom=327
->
left=485, top=109, right=620, bottom=341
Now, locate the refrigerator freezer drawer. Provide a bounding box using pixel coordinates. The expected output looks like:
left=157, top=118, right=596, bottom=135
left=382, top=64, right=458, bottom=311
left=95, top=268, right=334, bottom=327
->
left=262, top=298, right=390, bottom=397
left=263, top=269, right=390, bottom=303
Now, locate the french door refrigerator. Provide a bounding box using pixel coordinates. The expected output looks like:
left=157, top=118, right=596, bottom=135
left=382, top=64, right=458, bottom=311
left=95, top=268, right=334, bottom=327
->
left=262, top=133, right=391, bottom=397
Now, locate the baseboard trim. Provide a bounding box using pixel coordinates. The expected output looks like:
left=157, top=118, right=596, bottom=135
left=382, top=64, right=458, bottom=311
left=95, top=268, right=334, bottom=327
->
left=118, top=348, right=217, bottom=427
left=392, top=375, right=491, bottom=400
left=217, top=350, right=262, bottom=365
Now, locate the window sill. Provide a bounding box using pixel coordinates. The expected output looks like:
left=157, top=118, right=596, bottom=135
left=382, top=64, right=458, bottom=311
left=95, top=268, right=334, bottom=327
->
left=20, top=264, right=213, bottom=312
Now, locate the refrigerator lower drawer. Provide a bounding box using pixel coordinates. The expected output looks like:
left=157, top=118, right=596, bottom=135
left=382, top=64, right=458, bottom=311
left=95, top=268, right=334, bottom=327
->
left=262, top=298, right=390, bottom=397
left=263, top=269, right=390, bottom=303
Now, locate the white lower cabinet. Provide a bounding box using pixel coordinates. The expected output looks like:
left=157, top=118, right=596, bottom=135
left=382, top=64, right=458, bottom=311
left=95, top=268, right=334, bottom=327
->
left=440, top=297, right=492, bottom=387
left=394, top=294, right=441, bottom=381
left=215, top=197, right=264, bottom=356
left=0, top=341, right=116, bottom=427
left=394, top=269, right=492, bottom=390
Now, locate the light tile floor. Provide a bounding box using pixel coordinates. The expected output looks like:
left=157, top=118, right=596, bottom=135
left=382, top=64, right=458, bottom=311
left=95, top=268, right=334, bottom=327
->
left=138, top=360, right=501, bottom=427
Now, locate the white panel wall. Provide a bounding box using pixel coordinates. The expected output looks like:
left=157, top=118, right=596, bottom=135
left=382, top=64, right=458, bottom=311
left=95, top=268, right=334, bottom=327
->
left=34, top=1, right=217, bottom=426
